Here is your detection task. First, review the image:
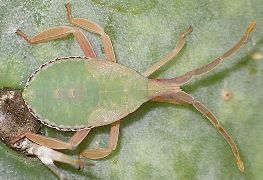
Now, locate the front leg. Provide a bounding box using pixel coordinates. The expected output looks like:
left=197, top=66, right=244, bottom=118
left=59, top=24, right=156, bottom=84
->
left=142, top=26, right=192, bottom=77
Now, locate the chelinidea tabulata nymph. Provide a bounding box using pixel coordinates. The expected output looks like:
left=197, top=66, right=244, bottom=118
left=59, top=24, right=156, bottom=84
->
left=12, top=3, right=256, bottom=172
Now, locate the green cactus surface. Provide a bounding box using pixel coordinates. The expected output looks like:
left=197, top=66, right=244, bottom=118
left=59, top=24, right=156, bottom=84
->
left=0, top=0, right=263, bottom=179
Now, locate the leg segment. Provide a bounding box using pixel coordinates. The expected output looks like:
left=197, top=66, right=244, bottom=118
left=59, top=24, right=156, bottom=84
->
left=169, top=21, right=256, bottom=85
left=11, top=129, right=91, bottom=150
left=16, top=26, right=96, bottom=58
left=65, top=3, right=116, bottom=62
left=142, top=26, right=193, bottom=77
left=152, top=91, right=244, bottom=172
left=80, top=121, right=120, bottom=159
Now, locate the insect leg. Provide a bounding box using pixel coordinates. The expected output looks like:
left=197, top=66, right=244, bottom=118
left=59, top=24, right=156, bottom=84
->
left=10, top=129, right=91, bottom=150
left=65, top=3, right=116, bottom=62
left=152, top=91, right=244, bottom=172
left=16, top=26, right=96, bottom=58
left=80, top=121, right=120, bottom=159
left=142, top=26, right=192, bottom=77
left=169, top=21, right=256, bottom=85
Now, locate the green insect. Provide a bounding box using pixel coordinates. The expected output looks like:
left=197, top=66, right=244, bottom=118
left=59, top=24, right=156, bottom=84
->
left=12, top=3, right=256, bottom=172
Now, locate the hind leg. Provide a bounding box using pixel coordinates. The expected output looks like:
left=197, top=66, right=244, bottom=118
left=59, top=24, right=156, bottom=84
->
left=16, top=26, right=96, bottom=58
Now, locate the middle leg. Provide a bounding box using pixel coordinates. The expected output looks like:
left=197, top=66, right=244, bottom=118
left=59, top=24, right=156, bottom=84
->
left=65, top=3, right=121, bottom=160
left=80, top=121, right=120, bottom=159
left=65, top=3, right=116, bottom=62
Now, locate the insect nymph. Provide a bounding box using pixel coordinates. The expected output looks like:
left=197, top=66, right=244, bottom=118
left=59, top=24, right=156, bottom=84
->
left=12, top=3, right=256, bottom=172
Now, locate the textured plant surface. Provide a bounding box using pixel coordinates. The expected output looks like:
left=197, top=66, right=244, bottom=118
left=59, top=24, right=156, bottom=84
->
left=0, top=0, right=263, bottom=179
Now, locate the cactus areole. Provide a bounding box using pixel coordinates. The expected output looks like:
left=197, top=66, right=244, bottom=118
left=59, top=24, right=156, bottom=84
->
left=23, top=56, right=150, bottom=131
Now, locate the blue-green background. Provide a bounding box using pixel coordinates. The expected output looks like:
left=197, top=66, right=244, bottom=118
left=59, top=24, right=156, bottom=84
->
left=0, top=0, right=262, bottom=179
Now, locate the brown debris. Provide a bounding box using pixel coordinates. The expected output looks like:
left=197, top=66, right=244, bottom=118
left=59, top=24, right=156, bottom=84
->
left=0, top=88, right=41, bottom=146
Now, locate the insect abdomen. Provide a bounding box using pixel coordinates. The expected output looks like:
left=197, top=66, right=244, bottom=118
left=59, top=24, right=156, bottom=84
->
left=23, top=57, right=150, bottom=130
